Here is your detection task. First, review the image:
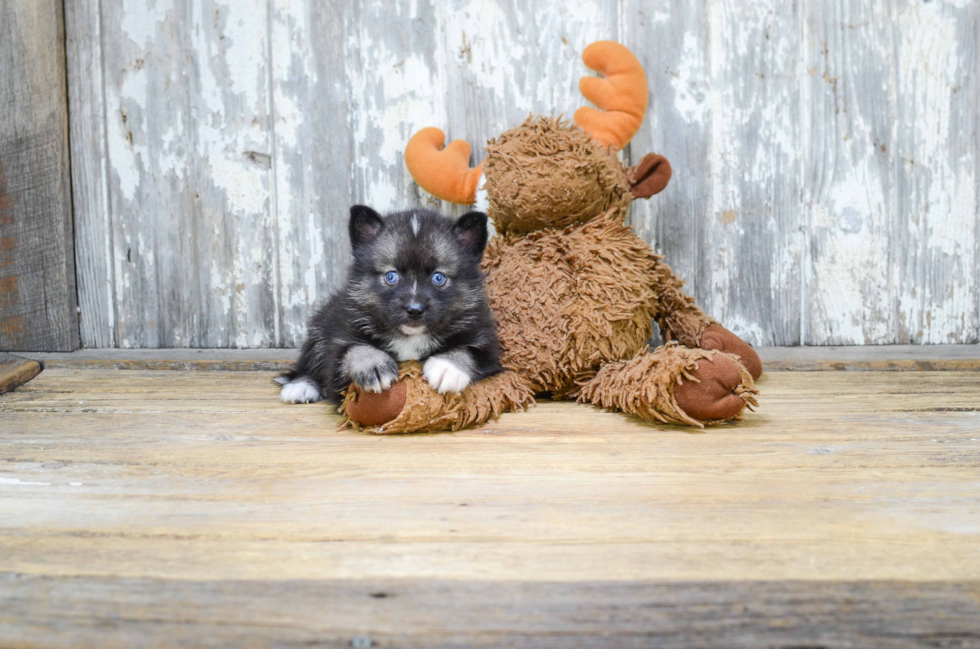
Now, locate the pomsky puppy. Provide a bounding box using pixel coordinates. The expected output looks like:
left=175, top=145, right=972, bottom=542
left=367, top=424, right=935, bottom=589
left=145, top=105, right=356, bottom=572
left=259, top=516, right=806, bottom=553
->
left=276, top=205, right=502, bottom=405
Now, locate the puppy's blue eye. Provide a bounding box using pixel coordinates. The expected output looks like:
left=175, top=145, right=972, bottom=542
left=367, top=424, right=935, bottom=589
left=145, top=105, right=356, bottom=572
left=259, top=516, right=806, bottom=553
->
left=383, top=271, right=399, bottom=285
left=431, top=272, right=447, bottom=286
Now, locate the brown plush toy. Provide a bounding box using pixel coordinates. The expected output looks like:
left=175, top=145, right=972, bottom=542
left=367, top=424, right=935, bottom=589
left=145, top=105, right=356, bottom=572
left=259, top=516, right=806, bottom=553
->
left=342, top=41, right=762, bottom=433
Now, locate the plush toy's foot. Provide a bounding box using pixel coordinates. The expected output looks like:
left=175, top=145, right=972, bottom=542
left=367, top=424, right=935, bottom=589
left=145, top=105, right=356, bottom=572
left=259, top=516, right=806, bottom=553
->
left=576, top=343, right=759, bottom=427
left=341, top=362, right=535, bottom=434
left=343, top=380, right=408, bottom=427
left=672, top=352, right=754, bottom=421
left=699, top=324, right=763, bottom=380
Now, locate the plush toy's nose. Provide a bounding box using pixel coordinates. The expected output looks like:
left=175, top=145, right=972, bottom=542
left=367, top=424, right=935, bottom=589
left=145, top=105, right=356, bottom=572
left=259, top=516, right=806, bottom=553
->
left=405, top=302, right=426, bottom=317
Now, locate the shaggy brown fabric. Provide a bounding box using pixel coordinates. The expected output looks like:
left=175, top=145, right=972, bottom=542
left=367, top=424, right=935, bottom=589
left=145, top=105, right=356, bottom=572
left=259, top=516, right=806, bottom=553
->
left=650, top=262, right=716, bottom=349
left=483, top=117, right=632, bottom=234
left=483, top=206, right=667, bottom=396
left=340, top=362, right=534, bottom=435
left=577, top=344, right=759, bottom=428
left=482, top=226, right=573, bottom=393
left=484, top=204, right=716, bottom=397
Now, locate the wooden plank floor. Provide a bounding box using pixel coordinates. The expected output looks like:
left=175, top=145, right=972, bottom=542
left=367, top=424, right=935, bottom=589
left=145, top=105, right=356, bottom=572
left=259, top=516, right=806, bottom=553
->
left=2, top=367, right=980, bottom=647
left=0, top=353, right=41, bottom=394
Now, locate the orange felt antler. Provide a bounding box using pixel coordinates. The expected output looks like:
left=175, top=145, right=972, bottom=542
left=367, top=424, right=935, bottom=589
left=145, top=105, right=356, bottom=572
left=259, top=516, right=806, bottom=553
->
left=574, top=41, right=649, bottom=150
left=404, top=127, right=483, bottom=204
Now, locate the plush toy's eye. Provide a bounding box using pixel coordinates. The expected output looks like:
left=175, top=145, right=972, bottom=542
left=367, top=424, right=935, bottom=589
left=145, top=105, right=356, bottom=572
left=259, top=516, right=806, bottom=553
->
left=431, top=272, right=447, bottom=286
left=383, top=271, right=399, bottom=285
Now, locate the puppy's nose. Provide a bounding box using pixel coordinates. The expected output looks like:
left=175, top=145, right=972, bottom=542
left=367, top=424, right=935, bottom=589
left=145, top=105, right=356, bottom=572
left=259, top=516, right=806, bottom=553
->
left=405, top=302, right=426, bottom=317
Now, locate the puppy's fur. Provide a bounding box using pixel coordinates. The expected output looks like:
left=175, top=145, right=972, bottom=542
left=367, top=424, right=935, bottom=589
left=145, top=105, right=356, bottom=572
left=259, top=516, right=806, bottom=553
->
left=277, top=206, right=502, bottom=405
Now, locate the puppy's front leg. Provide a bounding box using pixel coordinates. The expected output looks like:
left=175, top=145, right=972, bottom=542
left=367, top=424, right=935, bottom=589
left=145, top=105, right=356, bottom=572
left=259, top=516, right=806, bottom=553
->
left=342, top=345, right=399, bottom=393
left=423, top=349, right=475, bottom=394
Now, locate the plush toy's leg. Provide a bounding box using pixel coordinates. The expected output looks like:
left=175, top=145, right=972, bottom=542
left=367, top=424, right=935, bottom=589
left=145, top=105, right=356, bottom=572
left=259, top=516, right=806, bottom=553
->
left=577, top=343, right=759, bottom=427
left=650, top=260, right=763, bottom=380
left=341, top=362, right=535, bottom=434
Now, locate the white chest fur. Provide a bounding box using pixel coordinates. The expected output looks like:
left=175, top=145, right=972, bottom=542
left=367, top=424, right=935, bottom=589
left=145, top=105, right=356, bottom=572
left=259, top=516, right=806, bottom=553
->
left=385, top=333, right=436, bottom=361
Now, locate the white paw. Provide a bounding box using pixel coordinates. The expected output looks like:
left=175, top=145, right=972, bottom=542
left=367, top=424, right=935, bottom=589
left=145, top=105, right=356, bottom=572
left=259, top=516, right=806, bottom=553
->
left=423, top=356, right=472, bottom=394
left=343, top=345, right=399, bottom=393
left=279, top=378, right=322, bottom=404
left=358, top=369, right=396, bottom=394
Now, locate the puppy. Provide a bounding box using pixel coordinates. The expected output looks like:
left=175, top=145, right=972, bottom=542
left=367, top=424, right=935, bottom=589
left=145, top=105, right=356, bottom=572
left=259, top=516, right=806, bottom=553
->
left=276, top=205, right=502, bottom=405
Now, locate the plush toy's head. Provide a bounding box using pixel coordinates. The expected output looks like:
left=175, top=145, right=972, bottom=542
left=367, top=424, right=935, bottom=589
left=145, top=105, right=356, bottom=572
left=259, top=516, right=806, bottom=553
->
left=404, top=41, right=673, bottom=229
left=482, top=116, right=632, bottom=233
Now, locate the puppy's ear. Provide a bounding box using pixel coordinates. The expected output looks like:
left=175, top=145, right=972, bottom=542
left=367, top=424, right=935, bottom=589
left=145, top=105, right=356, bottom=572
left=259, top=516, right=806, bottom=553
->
left=349, top=205, right=385, bottom=249
left=453, top=211, right=489, bottom=257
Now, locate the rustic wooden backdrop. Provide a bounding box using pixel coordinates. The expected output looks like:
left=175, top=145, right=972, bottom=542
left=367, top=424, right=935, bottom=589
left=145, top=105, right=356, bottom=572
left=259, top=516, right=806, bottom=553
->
left=0, top=0, right=78, bottom=351
left=65, top=0, right=979, bottom=349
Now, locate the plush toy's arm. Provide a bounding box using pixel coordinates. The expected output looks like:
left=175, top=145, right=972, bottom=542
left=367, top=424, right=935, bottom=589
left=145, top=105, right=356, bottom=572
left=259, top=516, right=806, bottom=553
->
left=647, top=259, right=763, bottom=380
left=647, top=258, right=715, bottom=349
left=405, top=128, right=484, bottom=204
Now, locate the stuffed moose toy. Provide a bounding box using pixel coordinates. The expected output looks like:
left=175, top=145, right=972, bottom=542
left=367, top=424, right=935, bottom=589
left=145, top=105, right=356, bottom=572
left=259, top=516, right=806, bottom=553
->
left=342, top=41, right=762, bottom=433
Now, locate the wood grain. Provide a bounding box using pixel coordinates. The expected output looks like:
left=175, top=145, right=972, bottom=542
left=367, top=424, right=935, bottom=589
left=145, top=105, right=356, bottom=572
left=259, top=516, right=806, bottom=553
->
left=0, top=352, right=41, bottom=394
left=2, top=576, right=978, bottom=648
left=1, top=369, right=979, bottom=583
left=1, top=367, right=979, bottom=644
left=271, top=0, right=354, bottom=347
left=97, top=0, right=278, bottom=348
left=0, top=0, right=79, bottom=351
left=65, top=0, right=115, bottom=348
left=803, top=0, right=897, bottom=345
left=15, top=345, right=980, bottom=372
left=892, top=0, right=979, bottom=344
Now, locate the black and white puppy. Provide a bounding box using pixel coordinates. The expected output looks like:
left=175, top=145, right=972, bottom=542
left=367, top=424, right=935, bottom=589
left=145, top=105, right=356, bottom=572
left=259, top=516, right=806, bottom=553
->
left=276, top=205, right=502, bottom=405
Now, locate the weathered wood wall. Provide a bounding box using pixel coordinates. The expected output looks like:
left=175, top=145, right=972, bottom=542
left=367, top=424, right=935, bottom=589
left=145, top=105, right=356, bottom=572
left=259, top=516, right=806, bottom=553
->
left=67, top=0, right=979, bottom=348
left=1, top=0, right=79, bottom=351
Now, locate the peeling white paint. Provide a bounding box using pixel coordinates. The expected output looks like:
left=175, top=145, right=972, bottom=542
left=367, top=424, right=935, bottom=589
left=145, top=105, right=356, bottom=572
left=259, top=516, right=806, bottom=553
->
left=74, top=0, right=980, bottom=348
left=672, top=32, right=708, bottom=125
left=120, top=0, right=172, bottom=49
left=894, top=0, right=978, bottom=343
left=347, top=47, right=438, bottom=210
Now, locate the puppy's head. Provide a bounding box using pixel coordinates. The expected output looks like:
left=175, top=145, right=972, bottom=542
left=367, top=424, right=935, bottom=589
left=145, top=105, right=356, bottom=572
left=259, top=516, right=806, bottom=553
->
left=347, top=205, right=489, bottom=340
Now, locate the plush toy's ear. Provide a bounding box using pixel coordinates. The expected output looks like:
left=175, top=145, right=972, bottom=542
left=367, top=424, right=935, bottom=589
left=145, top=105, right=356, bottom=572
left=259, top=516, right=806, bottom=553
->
left=405, top=128, right=484, bottom=204
left=628, top=153, right=672, bottom=198
left=349, top=205, right=385, bottom=249
left=453, top=211, right=489, bottom=256
left=574, top=41, right=649, bottom=150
